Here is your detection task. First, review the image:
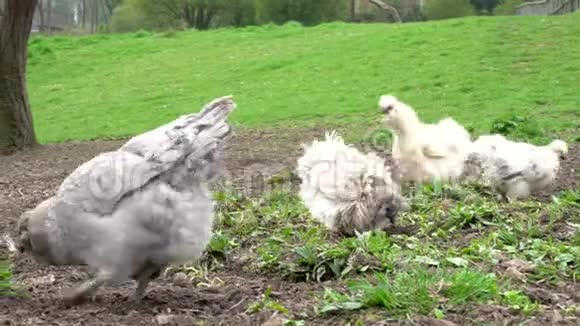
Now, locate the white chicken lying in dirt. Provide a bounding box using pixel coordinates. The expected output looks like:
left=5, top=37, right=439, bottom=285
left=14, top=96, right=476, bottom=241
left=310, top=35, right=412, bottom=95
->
left=467, top=134, right=568, bottom=201
left=379, top=95, right=473, bottom=185
left=296, top=131, right=409, bottom=236
left=16, top=96, right=236, bottom=305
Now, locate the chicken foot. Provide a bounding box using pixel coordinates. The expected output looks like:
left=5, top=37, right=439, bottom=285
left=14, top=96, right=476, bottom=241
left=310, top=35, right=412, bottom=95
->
left=131, top=264, right=162, bottom=302
left=62, top=272, right=110, bottom=306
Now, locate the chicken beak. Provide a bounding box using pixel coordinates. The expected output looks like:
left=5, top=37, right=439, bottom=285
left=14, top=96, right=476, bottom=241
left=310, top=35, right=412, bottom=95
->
left=380, top=105, right=393, bottom=114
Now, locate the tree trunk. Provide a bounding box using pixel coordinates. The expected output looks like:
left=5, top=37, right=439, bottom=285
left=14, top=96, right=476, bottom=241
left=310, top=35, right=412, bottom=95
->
left=350, top=0, right=356, bottom=21
left=368, top=0, right=402, bottom=23
left=182, top=3, right=195, bottom=28
left=37, top=0, right=45, bottom=31
left=89, top=0, right=94, bottom=33
left=94, top=0, right=99, bottom=31
left=90, top=0, right=97, bottom=33
left=0, top=0, right=38, bottom=153
left=46, top=0, right=52, bottom=33
left=81, top=0, right=86, bottom=29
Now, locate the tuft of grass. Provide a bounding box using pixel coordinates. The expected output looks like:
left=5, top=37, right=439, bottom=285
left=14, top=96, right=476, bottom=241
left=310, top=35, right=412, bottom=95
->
left=246, top=286, right=290, bottom=315
left=0, top=260, right=16, bottom=297
left=489, top=114, right=547, bottom=142
left=321, top=268, right=498, bottom=316
left=26, top=15, right=580, bottom=143
left=205, top=230, right=239, bottom=261
left=501, top=290, right=540, bottom=315
left=443, top=269, right=498, bottom=305
left=134, top=29, right=152, bottom=38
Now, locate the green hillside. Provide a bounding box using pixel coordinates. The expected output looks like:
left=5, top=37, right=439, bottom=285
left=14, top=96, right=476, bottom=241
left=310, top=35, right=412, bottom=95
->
left=27, top=14, right=580, bottom=143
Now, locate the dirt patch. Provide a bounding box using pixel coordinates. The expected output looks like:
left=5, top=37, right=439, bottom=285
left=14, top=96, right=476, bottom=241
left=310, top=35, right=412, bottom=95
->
left=1, top=130, right=578, bottom=325
left=534, top=142, right=579, bottom=200
left=446, top=304, right=580, bottom=326
left=0, top=271, right=323, bottom=325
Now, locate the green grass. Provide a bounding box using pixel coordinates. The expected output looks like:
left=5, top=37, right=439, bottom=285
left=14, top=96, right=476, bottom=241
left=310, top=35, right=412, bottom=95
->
left=173, top=180, right=579, bottom=320
left=0, top=260, right=16, bottom=297
left=321, top=269, right=499, bottom=316
left=27, top=14, right=580, bottom=144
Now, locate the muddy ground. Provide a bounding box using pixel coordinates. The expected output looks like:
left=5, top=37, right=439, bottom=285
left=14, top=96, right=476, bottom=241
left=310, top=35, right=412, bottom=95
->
left=0, top=128, right=578, bottom=326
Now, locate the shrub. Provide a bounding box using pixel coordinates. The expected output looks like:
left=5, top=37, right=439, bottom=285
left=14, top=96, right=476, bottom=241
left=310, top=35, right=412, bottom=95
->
left=423, top=0, right=475, bottom=21
left=495, top=0, right=526, bottom=15
left=490, top=114, right=543, bottom=141
left=255, top=0, right=348, bottom=26
left=109, top=2, right=149, bottom=32
left=134, top=29, right=152, bottom=38
left=110, top=0, right=184, bottom=32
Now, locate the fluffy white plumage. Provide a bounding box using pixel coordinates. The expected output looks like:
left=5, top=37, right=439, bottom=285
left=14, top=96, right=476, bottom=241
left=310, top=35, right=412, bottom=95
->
left=378, top=95, right=473, bottom=184
left=468, top=134, right=567, bottom=201
left=16, top=96, right=236, bottom=304
left=296, top=131, right=406, bottom=235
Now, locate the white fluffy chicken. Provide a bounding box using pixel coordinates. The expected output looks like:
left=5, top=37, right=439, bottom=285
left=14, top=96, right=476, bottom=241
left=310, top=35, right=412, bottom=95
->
left=296, top=131, right=407, bottom=236
left=468, top=134, right=568, bottom=201
left=378, top=95, right=473, bottom=184
left=16, top=96, right=236, bottom=305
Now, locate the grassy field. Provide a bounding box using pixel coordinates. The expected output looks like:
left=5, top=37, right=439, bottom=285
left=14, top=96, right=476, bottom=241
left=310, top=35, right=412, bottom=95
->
left=27, top=13, right=580, bottom=144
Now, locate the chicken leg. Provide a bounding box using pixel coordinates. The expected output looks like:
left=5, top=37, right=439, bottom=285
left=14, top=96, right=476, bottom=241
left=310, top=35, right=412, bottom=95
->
left=131, top=264, right=163, bottom=302
left=63, top=272, right=110, bottom=306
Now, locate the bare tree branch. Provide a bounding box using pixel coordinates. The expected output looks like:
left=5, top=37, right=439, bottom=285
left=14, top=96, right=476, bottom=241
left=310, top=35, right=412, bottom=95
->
left=157, top=0, right=182, bottom=21
left=368, top=0, right=402, bottom=23
left=82, top=0, right=86, bottom=28
left=36, top=0, right=45, bottom=31
left=46, top=0, right=52, bottom=33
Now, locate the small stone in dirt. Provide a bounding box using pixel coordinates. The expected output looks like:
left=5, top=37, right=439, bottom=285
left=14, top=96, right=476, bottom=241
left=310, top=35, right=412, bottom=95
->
left=155, top=314, right=175, bottom=325
left=1, top=234, right=17, bottom=252
left=153, top=314, right=197, bottom=325
left=127, top=310, right=139, bottom=317
left=413, top=317, right=458, bottom=326
left=260, top=314, right=286, bottom=326
left=172, top=272, right=191, bottom=287
left=500, top=259, right=535, bottom=281
left=500, top=259, right=535, bottom=272
left=268, top=279, right=281, bottom=292
left=523, top=287, right=560, bottom=304
left=29, top=274, right=56, bottom=287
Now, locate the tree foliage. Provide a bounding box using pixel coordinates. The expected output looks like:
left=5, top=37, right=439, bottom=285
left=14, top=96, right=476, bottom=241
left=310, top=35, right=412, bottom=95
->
left=254, top=0, right=347, bottom=26
left=494, top=0, right=524, bottom=15
left=109, top=0, right=348, bottom=32
left=423, top=0, right=475, bottom=21
left=470, top=0, right=502, bottom=14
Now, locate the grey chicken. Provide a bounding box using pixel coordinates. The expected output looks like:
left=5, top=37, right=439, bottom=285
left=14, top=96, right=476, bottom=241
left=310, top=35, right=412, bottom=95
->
left=16, top=96, right=236, bottom=305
